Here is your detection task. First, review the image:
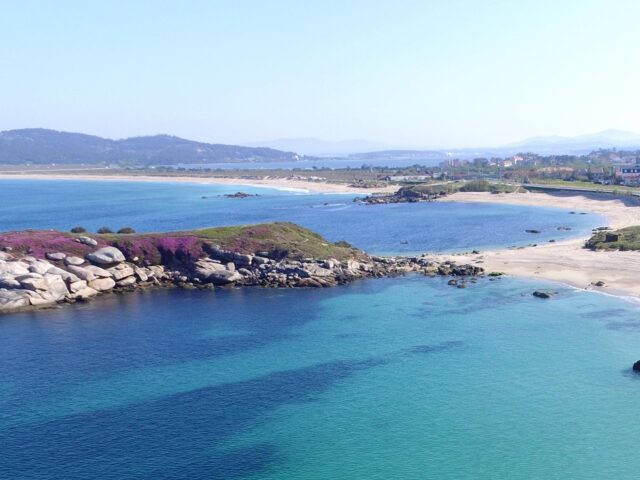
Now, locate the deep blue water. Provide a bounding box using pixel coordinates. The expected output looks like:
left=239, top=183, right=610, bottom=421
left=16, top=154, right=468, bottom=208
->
left=1, top=179, right=637, bottom=480
left=2, top=277, right=640, bottom=479
left=0, top=179, right=602, bottom=254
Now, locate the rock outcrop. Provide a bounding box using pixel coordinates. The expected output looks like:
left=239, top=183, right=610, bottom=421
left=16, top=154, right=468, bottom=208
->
left=532, top=290, right=553, bottom=299
left=86, top=247, right=126, bottom=266
left=359, top=186, right=445, bottom=205
left=0, top=226, right=487, bottom=315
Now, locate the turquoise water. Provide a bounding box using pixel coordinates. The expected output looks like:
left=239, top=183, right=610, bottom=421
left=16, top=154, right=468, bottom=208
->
left=1, top=276, right=640, bottom=479
left=1, top=179, right=637, bottom=479
left=0, top=179, right=601, bottom=254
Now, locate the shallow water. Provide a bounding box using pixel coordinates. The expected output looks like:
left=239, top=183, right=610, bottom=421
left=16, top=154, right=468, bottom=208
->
left=1, top=276, right=640, bottom=479
left=0, top=179, right=601, bottom=253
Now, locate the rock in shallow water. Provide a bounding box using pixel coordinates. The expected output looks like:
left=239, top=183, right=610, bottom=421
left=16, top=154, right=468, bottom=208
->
left=532, top=290, right=553, bottom=299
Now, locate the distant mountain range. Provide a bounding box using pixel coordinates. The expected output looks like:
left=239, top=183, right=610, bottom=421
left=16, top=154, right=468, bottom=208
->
left=2, top=128, right=640, bottom=166
left=503, top=129, right=640, bottom=154
left=346, top=130, right=640, bottom=161
left=248, top=130, right=640, bottom=159
left=0, top=129, right=303, bottom=165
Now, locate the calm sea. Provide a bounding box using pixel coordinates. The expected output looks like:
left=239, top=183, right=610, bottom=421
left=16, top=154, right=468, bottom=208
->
left=1, top=179, right=638, bottom=480
left=0, top=179, right=601, bottom=254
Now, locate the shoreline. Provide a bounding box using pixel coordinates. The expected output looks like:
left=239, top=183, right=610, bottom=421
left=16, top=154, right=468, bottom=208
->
left=0, top=225, right=484, bottom=315
left=0, top=172, right=399, bottom=194
left=437, top=191, right=640, bottom=299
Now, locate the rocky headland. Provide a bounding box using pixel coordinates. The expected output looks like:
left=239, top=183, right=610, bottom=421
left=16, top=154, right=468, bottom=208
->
left=358, top=181, right=524, bottom=205
left=359, top=185, right=449, bottom=204
left=0, top=222, right=484, bottom=315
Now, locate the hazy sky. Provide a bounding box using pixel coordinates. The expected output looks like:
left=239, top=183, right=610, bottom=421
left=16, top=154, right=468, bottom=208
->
left=1, top=0, right=639, bottom=148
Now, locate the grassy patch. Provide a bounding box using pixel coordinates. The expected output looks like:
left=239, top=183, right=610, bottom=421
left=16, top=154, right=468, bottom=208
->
left=585, top=226, right=640, bottom=251
left=458, top=180, right=523, bottom=193
left=194, top=222, right=363, bottom=260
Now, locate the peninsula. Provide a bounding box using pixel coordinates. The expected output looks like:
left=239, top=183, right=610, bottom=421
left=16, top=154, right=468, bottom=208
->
left=0, top=222, right=482, bottom=314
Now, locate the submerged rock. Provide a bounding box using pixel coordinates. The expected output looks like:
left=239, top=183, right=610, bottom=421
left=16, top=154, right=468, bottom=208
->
left=633, top=360, right=640, bottom=373
left=532, top=290, right=553, bottom=299
left=224, top=192, right=257, bottom=199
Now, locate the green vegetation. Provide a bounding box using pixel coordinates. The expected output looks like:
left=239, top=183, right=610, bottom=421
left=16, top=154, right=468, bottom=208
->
left=458, top=180, right=523, bottom=193
left=117, top=227, right=136, bottom=234
left=1, top=222, right=364, bottom=264
left=586, top=226, right=640, bottom=251
left=405, top=180, right=522, bottom=197
left=194, top=222, right=364, bottom=260
left=70, top=226, right=87, bottom=233
left=97, top=227, right=114, bottom=234
left=409, top=183, right=458, bottom=195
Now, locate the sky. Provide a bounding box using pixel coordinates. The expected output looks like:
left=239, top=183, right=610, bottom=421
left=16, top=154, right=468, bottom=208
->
left=1, top=0, right=640, bottom=148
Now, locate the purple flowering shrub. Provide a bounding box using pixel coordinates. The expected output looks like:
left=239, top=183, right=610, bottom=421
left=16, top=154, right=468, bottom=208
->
left=156, top=236, right=204, bottom=262
left=111, top=235, right=204, bottom=266
left=111, top=237, right=163, bottom=265
left=0, top=230, right=104, bottom=258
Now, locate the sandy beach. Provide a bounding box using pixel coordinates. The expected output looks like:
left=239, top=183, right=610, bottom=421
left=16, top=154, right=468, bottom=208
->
left=438, top=191, right=640, bottom=299
left=0, top=172, right=398, bottom=194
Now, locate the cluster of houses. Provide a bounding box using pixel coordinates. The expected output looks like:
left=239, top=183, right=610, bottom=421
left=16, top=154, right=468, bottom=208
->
left=372, top=149, right=640, bottom=186
left=615, top=163, right=640, bottom=185
left=439, top=154, right=538, bottom=169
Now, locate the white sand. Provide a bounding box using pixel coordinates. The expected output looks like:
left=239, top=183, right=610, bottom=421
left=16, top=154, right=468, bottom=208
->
left=437, top=191, right=640, bottom=298
left=0, top=173, right=398, bottom=194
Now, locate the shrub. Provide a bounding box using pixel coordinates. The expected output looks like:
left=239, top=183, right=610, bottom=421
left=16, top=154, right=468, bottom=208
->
left=97, top=227, right=114, bottom=234
left=459, top=180, right=491, bottom=192
left=335, top=240, right=352, bottom=248
left=70, top=226, right=87, bottom=233
left=117, top=227, right=136, bottom=234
